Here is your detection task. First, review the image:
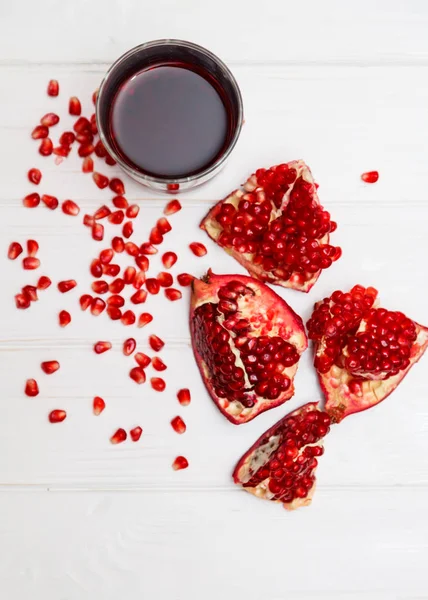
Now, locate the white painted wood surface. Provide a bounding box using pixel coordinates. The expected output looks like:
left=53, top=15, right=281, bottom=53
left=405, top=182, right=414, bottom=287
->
left=1, top=1, right=428, bottom=598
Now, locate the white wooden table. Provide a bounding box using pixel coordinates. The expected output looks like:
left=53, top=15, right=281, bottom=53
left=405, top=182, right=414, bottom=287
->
left=1, top=1, right=428, bottom=598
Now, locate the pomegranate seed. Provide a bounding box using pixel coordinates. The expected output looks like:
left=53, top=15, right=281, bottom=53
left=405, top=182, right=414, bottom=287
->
left=177, top=388, right=191, bottom=406
left=93, top=396, right=105, bottom=415
left=107, top=294, right=125, bottom=307
left=41, top=360, right=60, bottom=374
left=126, top=204, right=139, bottom=218
left=41, top=113, right=60, bottom=127
left=41, top=194, right=58, bottom=210
left=112, top=195, right=128, bottom=209
left=74, top=117, right=90, bottom=134
left=83, top=214, right=95, bottom=227
left=93, top=172, right=109, bottom=189
left=110, top=428, right=127, bottom=444
left=49, top=410, right=66, bottom=423
left=123, top=266, right=136, bottom=284
left=361, top=170, right=379, bottom=184
left=94, top=341, right=112, bottom=354
left=109, top=210, right=125, bottom=225
left=99, top=248, right=114, bottom=263
left=76, top=132, right=93, bottom=145
left=177, top=273, right=194, bottom=286
left=129, top=366, right=146, bottom=384
left=165, top=288, right=182, bottom=301
left=82, top=156, right=94, bottom=173
left=23, top=257, right=40, bottom=270
left=94, top=140, right=107, bottom=157
left=22, top=285, right=38, bottom=302
left=15, top=293, right=30, bottom=309
left=27, top=239, right=39, bottom=256
left=47, top=79, right=59, bottom=96
left=167, top=183, right=179, bottom=191
left=149, top=227, right=163, bottom=245
left=130, top=289, right=147, bottom=304
left=146, top=278, right=160, bottom=295
left=62, top=200, right=80, bottom=216
left=58, top=310, right=71, bottom=327
left=122, top=221, right=133, bottom=238
left=92, top=223, right=104, bottom=241
left=69, top=96, right=81, bottom=116
left=103, top=263, right=120, bottom=277
left=37, top=276, right=52, bottom=290
left=91, top=280, right=109, bottom=294
left=39, top=138, right=53, bottom=156
left=78, top=143, right=94, bottom=158
left=107, top=306, right=122, bottom=320
left=157, top=272, right=173, bottom=287
left=157, top=217, right=172, bottom=234
left=130, top=426, right=142, bottom=442
left=80, top=294, right=92, bottom=310
left=171, top=416, right=186, bottom=434
left=135, top=352, right=151, bottom=368
left=28, top=168, right=42, bottom=185
left=109, top=178, right=125, bottom=195
left=53, top=145, right=70, bottom=158
left=8, top=242, right=23, bottom=260
left=31, top=125, right=49, bottom=140
left=60, top=131, right=75, bottom=145
left=25, top=378, right=39, bottom=397
left=123, top=338, right=136, bottom=356
left=164, top=199, right=182, bottom=215
left=109, top=278, right=125, bottom=293
left=90, top=259, right=103, bottom=278
left=23, top=193, right=40, bottom=208
left=152, top=357, right=167, bottom=371
left=135, top=255, right=149, bottom=271
left=172, top=456, right=189, bottom=471
left=133, top=271, right=146, bottom=289
left=125, top=242, right=139, bottom=257
left=151, top=377, right=166, bottom=392
left=57, top=279, right=76, bottom=293
left=112, top=236, right=125, bottom=253
left=91, top=297, right=106, bottom=316
left=140, top=243, right=158, bottom=255
left=162, top=251, right=178, bottom=269
left=138, top=313, right=153, bottom=328
left=105, top=155, right=117, bottom=166
left=93, top=206, right=110, bottom=221
left=121, top=310, right=136, bottom=326
left=189, top=242, right=207, bottom=257
left=149, top=334, right=164, bottom=352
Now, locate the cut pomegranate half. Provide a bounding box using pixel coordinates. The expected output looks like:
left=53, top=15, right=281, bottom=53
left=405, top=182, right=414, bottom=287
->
left=233, top=402, right=331, bottom=510
left=201, top=160, right=340, bottom=292
left=190, top=270, right=307, bottom=424
left=307, top=285, right=428, bottom=422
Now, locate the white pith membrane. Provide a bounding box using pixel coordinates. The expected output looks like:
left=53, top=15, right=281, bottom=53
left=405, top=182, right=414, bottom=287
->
left=201, top=160, right=333, bottom=292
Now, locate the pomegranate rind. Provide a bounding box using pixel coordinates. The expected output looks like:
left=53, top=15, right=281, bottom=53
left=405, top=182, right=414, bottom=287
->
left=233, top=402, right=325, bottom=510
left=201, top=160, right=331, bottom=293
left=190, top=270, right=308, bottom=424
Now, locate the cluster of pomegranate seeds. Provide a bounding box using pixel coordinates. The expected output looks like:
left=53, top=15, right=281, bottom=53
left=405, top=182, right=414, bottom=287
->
left=172, top=456, right=189, bottom=471
left=171, top=416, right=186, bottom=434
left=49, top=410, right=67, bottom=423
left=361, top=171, right=379, bottom=183
left=93, top=396, right=106, bottom=415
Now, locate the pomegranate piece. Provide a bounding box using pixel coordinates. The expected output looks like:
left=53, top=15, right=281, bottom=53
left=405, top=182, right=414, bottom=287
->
left=121, top=310, right=136, bottom=326
left=91, top=281, right=108, bottom=294
left=151, top=377, right=166, bottom=391
left=49, top=410, right=67, bottom=423
left=130, top=366, right=146, bottom=384
left=125, top=242, right=139, bottom=257
left=134, top=352, right=151, bottom=368
left=130, top=426, right=143, bottom=442
left=126, top=204, right=139, bottom=218
left=112, top=195, right=128, bottom=209
left=130, top=289, right=147, bottom=304
left=201, top=160, right=341, bottom=292
left=41, top=194, right=58, bottom=210
left=109, top=278, right=125, bottom=294
left=39, top=138, right=53, bottom=156
left=140, top=242, right=158, bottom=255
left=8, top=242, right=23, bottom=260
left=157, top=217, right=172, bottom=234
left=28, top=168, right=42, bottom=185
left=110, top=428, right=127, bottom=444
left=73, top=117, right=91, bottom=134
left=25, top=378, right=39, bottom=397
left=69, top=96, right=82, bottom=116
left=137, top=312, right=153, bottom=328
left=190, top=270, right=307, bottom=424
left=31, top=125, right=49, bottom=140
left=78, top=143, right=94, bottom=158
left=37, top=276, right=52, bottom=290
left=60, top=131, right=75, bottom=145
left=91, top=297, right=106, bottom=316
left=107, top=294, right=125, bottom=307
left=172, top=456, right=189, bottom=471
left=23, top=193, right=40, bottom=208
left=107, top=306, right=122, bottom=320
left=22, top=285, right=38, bottom=302
left=109, top=178, right=125, bottom=195
left=165, top=288, right=182, bottom=301
left=90, top=259, right=103, bottom=278
left=82, top=156, right=94, bottom=173
left=233, top=402, right=331, bottom=510
left=92, top=223, right=104, bottom=241
left=123, top=338, right=136, bottom=356
left=94, top=140, right=107, bottom=157
left=15, top=293, right=30, bottom=309
left=146, top=278, right=160, bottom=295
left=122, top=221, right=133, bottom=239
left=109, top=210, right=125, bottom=225
left=41, top=113, right=60, bottom=127
left=167, top=183, right=179, bottom=192
left=177, top=273, right=195, bottom=287
left=177, top=388, right=191, bottom=406
left=57, top=279, right=77, bottom=293
left=80, top=294, right=93, bottom=310
left=149, top=334, right=165, bottom=352
left=189, top=242, right=207, bottom=257
left=171, top=416, right=186, bottom=434
left=23, top=257, right=40, bottom=270
left=41, top=360, right=60, bottom=374
left=123, top=266, right=136, bottom=284
left=162, top=251, right=178, bottom=269
left=99, top=248, right=114, bottom=264
left=307, top=285, right=428, bottom=422
left=93, top=396, right=106, bottom=415
left=62, top=200, right=80, bottom=216
left=135, top=255, right=149, bottom=271
left=27, top=239, right=39, bottom=257
left=361, top=171, right=379, bottom=184
left=157, top=272, right=173, bottom=287
left=59, top=310, right=71, bottom=327
left=94, top=341, right=112, bottom=354
left=149, top=227, right=163, bottom=245
left=112, top=236, right=125, bottom=253
left=93, top=172, right=109, bottom=189
left=47, top=79, right=59, bottom=96
left=164, top=199, right=182, bottom=215
left=152, top=357, right=167, bottom=371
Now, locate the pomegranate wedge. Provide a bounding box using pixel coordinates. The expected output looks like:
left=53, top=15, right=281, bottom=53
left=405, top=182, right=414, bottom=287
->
left=307, top=285, right=428, bottom=422
left=190, top=270, right=307, bottom=424
left=233, top=402, right=331, bottom=510
left=201, top=160, right=340, bottom=292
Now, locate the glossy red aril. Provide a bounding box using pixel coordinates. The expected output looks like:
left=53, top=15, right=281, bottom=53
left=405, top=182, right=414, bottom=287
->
left=93, top=172, right=109, bottom=189
left=8, top=242, right=23, bottom=260
left=157, top=217, right=172, bottom=234
left=307, top=285, right=428, bottom=422
left=39, top=138, right=53, bottom=156
left=189, top=242, right=207, bottom=257
left=41, top=113, right=60, bottom=127
left=112, top=195, right=128, bottom=209
left=82, top=156, right=94, bottom=172
left=138, top=313, right=153, bottom=328
left=58, top=279, right=76, bottom=293
left=41, top=194, right=58, bottom=210
left=162, top=251, right=178, bottom=269
left=151, top=377, right=166, bottom=391
left=62, top=200, right=80, bottom=216
left=23, top=193, right=40, bottom=208
left=172, top=456, right=188, bottom=471
left=130, top=426, right=143, bottom=442
left=109, top=278, right=125, bottom=294
left=94, top=341, right=112, bottom=354
left=25, top=379, right=39, bottom=397
left=112, top=236, right=125, bottom=253
left=37, top=276, right=51, bottom=290
left=122, top=221, right=133, bottom=239
left=60, top=131, right=75, bottom=145
left=145, top=279, right=159, bottom=295
left=152, top=357, right=167, bottom=371
left=177, top=388, right=191, bottom=406
left=190, top=271, right=307, bottom=424
left=69, top=96, right=81, bottom=115
left=94, top=206, right=111, bottom=220
left=49, top=410, right=67, bottom=423
left=177, top=273, right=194, bottom=287
left=149, top=227, right=163, bottom=245
left=201, top=160, right=341, bottom=292
left=126, top=204, right=139, bottom=218
left=22, top=285, right=38, bottom=302
left=123, top=338, right=136, bottom=356
left=130, top=289, right=147, bottom=304
left=157, top=272, right=173, bottom=287
left=28, top=168, right=42, bottom=185
left=361, top=171, right=379, bottom=183
left=165, top=288, right=182, bottom=301
left=121, top=310, right=136, bottom=326
left=41, top=360, right=60, bottom=374
left=91, top=297, right=106, bottom=316
left=27, top=239, right=39, bottom=256
left=80, top=294, right=93, bottom=310
left=93, top=396, right=106, bottom=415
left=149, top=334, right=164, bottom=352
left=233, top=402, right=331, bottom=510
left=92, top=223, right=104, bottom=241
left=125, top=241, right=139, bottom=256
left=140, top=243, right=157, bottom=255
left=130, top=366, right=146, bottom=384
left=99, top=248, right=114, bottom=264
left=59, top=310, right=71, bottom=327
left=23, top=257, right=40, bottom=270
left=134, top=352, right=151, bottom=368
left=107, top=306, right=122, bottom=320
left=135, top=255, right=149, bottom=271
left=15, top=293, right=30, bottom=309
left=110, top=428, right=127, bottom=444
left=171, top=416, right=186, bottom=434
left=164, top=199, right=182, bottom=215
left=31, top=125, right=49, bottom=140
left=109, top=178, right=125, bottom=194
left=47, top=80, right=59, bottom=96
left=90, top=259, right=103, bottom=278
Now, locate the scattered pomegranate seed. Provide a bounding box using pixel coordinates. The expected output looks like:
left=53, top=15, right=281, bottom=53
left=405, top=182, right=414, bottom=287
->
left=152, top=357, right=167, bottom=371
left=92, top=223, right=104, bottom=241
left=130, top=289, right=147, bottom=304
left=69, top=96, right=82, bottom=116
left=149, top=227, right=163, bottom=245
left=41, top=360, right=60, bottom=374
left=107, top=306, right=122, bottom=320
left=53, top=145, right=70, bottom=158
left=91, top=297, right=106, bottom=316
left=157, top=272, right=173, bottom=287
left=47, top=79, right=59, bottom=97
left=49, top=410, right=66, bottom=423
left=41, top=113, right=60, bottom=127
left=93, top=396, right=105, bottom=415
left=135, top=255, right=149, bottom=271
left=165, top=288, right=182, bottom=301
left=59, top=310, right=71, bottom=327
left=25, top=378, right=39, bottom=397
left=112, top=196, right=128, bottom=209
left=31, top=125, right=49, bottom=140
left=189, top=242, right=207, bottom=257
left=8, top=242, right=23, bottom=260
left=121, top=310, right=136, bottom=326
left=123, top=338, right=136, bottom=356
left=171, top=416, right=186, bottom=434
left=146, top=278, right=160, bottom=295
left=39, top=138, right=53, bottom=156
left=91, top=280, right=109, bottom=294
left=161, top=251, right=178, bottom=269
left=76, top=132, right=93, bottom=144
left=41, top=194, right=58, bottom=210
left=28, top=168, right=42, bottom=185
left=90, top=260, right=104, bottom=280
left=109, top=278, right=125, bottom=294
left=94, top=341, right=112, bottom=354
left=74, top=117, right=90, bottom=134
left=37, top=276, right=52, bottom=290
left=126, top=204, right=139, bottom=218
left=149, top=334, right=164, bottom=352
left=109, top=210, right=125, bottom=225
left=361, top=171, right=379, bottom=184
left=15, top=293, right=30, bottom=309
left=94, top=206, right=110, bottom=221
left=107, top=294, right=125, bottom=307
left=23, top=257, right=40, bottom=270
left=122, top=221, right=133, bottom=239
left=62, top=200, right=80, bottom=216
left=60, top=131, right=75, bottom=145
left=172, top=456, right=189, bottom=471
left=164, top=199, right=182, bottom=215
left=125, top=242, right=139, bottom=257
left=57, top=279, right=76, bottom=293
left=22, top=285, right=38, bottom=302
left=83, top=214, right=95, bottom=227
left=110, top=428, right=127, bottom=444
left=177, top=388, right=191, bottom=406
left=26, top=239, right=39, bottom=257
left=157, top=217, right=172, bottom=234
left=138, top=313, right=153, bottom=328
left=167, top=183, right=179, bottom=192
left=123, top=266, right=136, bottom=284
left=112, top=236, right=125, bottom=253
left=23, top=193, right=40, bottom=208
left=140, top=242, right=158, bottom=255
left=177, top=273, right=194, bottom=286
left=93, top=172, right=109, bottom=189
left=78, top=143, right=95, bottom=158
left=94, top=140, right=107, bottom=157
left=104, top=263, right=120, bottom=277
left=99, top=248, right=114, bottom=264
left=129, top=366, right=146, bottom=384
left=80, top=294, right=92, bottom=310
left=135, top=352, right=151, bottom=368
left=109, top=178, right=125, bottom=195
left=82, top=156, right=94, bottom=173
left=130, top=426, right=142, bottom=442
left=151, top=377, right=166, bottom=392
left=133, top=271, right=146, bottom=289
